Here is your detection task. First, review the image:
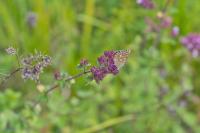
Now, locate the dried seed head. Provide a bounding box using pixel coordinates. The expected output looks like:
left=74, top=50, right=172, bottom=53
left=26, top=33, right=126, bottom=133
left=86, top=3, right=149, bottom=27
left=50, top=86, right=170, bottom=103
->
left=21, top=52, right=51, bottom=81
left=5, top=47, right=16, bottom=55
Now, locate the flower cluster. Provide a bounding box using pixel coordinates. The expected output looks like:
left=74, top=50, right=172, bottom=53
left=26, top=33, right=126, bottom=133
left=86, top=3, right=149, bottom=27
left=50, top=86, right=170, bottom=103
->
left=21, top=52, right=51, bottom=81
left=5, top=47, right=16, bottom=55
left=136, top=0, right=154, bottom=9
left=145, top=15, right=172, bottom=33
left=145, top=13, right=180, bottom=38
left=90, top=51, right=119, bottom=83
left=181, top=33, right=200, bottom=57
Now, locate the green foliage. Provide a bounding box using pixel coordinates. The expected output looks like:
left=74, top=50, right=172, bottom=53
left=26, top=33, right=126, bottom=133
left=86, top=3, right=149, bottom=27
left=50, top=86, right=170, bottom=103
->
left=0, top=0, right=200, bottom=132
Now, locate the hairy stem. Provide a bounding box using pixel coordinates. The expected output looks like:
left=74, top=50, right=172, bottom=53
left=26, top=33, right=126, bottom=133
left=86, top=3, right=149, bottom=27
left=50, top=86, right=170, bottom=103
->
left=45, top=70, right=91, bottom=94
left=153, top=0, right=172, bottom=48
left=0, top=67, right=22, bottom=87
left=162, top=0, right=172, bottom=13
left=16, top=53, right=21, bottom=68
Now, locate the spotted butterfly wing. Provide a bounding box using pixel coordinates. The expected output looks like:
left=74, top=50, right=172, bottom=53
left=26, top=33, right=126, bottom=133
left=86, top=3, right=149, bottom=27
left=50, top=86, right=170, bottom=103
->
left=114, top=50, right=131, bottom=69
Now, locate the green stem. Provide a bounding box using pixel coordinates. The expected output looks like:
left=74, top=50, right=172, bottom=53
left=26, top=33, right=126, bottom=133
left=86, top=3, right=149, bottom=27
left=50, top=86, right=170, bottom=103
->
left=115, top=85, right=123, bottom=115
left=45, top=70, right=91, bottom=94
left=82, top=114, right=134, bottom=133
left=81, top=0, right=95, bottom=57
left=16, top=53, right=21, bottom=68
left=0, top=68, right=22, bottom=87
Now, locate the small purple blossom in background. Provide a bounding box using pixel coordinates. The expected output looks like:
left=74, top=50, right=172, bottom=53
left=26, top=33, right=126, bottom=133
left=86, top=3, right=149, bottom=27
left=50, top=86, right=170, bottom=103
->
left=136, top=0, right=154, bottom=9
left=181, top=33, right=200, bottom=57
left=171, top=26, right=180, bottom=37
left=5, top=47, right=16, bottom=55
left=160, top=16, right=172, bottom=29
left=26, top=12, right=37, bottom=28
left=156, top=12, right=173, bottom=29
left=21, top=52, right=51, bottom=81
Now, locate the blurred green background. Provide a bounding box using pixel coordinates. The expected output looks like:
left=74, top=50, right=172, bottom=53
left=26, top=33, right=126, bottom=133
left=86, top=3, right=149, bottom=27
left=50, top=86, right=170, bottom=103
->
left=0, top=0, right=200, bottom=133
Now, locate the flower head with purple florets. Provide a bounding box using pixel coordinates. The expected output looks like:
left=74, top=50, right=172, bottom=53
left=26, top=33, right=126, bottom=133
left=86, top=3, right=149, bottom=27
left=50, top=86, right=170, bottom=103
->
left=90, top=51, right=119, bottom=83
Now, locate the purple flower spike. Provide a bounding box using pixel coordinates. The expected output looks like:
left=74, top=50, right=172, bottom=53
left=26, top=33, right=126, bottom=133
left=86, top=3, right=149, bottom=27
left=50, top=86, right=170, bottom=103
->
left=181, top=33, right=200, bottom=57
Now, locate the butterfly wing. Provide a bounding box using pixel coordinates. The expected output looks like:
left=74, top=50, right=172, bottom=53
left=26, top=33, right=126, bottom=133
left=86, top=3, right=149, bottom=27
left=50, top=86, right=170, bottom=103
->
left=114, top=50, right=131, bottom=69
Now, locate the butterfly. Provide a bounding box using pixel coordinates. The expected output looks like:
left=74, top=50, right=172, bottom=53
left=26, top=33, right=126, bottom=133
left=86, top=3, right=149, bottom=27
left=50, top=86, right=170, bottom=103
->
left=114, top=49, right=131, bottom=69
